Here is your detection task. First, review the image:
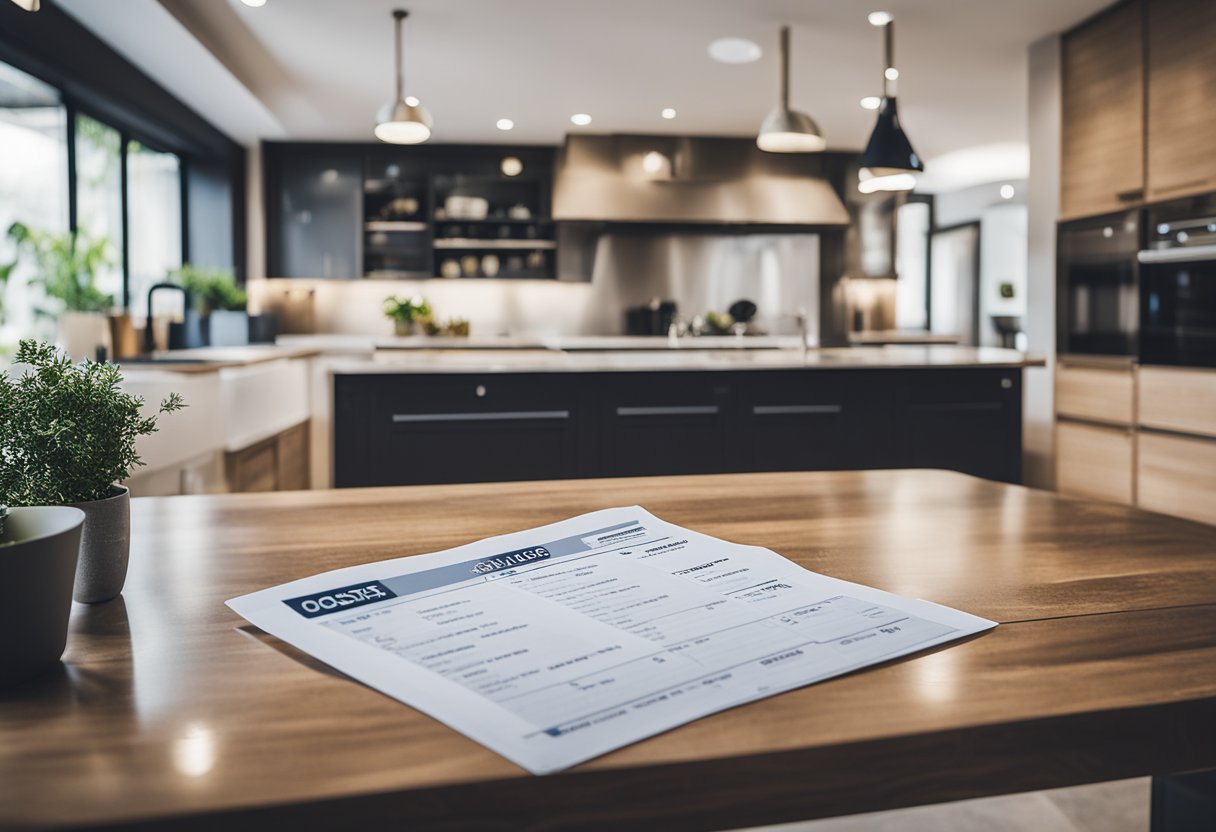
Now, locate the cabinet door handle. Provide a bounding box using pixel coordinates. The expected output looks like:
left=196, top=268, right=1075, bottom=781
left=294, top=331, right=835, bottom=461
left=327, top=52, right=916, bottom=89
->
left=616, top=405, right=719, bottom=417
left=753, top=404, right=843, bottom=415
left=392, top=410, right=570, bottom=423
left=1115, top=188, right=1144, bottom=202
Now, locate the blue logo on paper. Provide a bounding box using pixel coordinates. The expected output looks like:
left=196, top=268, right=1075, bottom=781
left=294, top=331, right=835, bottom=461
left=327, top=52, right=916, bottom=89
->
left=284, top=581, right=397, bottom=618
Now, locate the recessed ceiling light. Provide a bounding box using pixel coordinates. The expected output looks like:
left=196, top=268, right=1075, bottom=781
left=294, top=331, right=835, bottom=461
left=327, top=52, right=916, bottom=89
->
left=708, top=37, right=762, bottom=64
left=501, top=156, right=523, bottom=176
left=240, top=0, right=267, bottom=6
left=1000, top=184, right=1015, bottom=199
left=496, top=118, right=514, bottom=131
left=868, top=11, right=892, bottom=26
left=661, top=108, right=677, bottom=120
left=860, top=96, right=881, bottom=110
left=570, top=113, right=592, bottom=126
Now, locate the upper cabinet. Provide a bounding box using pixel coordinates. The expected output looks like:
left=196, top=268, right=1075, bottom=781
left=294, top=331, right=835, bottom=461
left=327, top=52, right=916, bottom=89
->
left=1060, top=0, right=1145, bottom=221
left=1146, top=0, right=1216, bottom=201
left=267, top=150, right=363, bottom=279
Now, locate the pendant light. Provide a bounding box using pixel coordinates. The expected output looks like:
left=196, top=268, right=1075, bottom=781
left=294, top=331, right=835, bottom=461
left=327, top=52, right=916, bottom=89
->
left=859, top=14, right=922, bottom=191
left=757, top=26, right=825, bottom=153
left=374, top=9, right=432, bottom=144
left=9, top=0, right=40, bottom=9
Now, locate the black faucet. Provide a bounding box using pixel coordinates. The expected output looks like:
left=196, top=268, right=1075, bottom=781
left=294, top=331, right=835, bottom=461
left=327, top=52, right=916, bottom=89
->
left=144, top=283, right=202, bottom=353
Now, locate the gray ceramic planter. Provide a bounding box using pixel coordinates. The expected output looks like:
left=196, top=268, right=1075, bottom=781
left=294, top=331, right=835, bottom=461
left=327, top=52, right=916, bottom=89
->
left=0, top=505, right=84, bottom=686
left=69, top=485, right=131, bottom=604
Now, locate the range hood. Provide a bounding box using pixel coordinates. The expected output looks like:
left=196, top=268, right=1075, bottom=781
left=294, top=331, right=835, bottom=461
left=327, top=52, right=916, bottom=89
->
left=552, top=134, right=849, bottom=226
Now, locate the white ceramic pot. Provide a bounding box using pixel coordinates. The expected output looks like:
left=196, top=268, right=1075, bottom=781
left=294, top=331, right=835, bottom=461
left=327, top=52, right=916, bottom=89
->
left=58, top=311, right=111, bottom=362
left=0, top=505, right=85, bottom=687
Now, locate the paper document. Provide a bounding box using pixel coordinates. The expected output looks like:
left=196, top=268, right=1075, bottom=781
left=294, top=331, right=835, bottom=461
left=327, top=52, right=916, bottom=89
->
left=228, top=507, right=995, bottom=774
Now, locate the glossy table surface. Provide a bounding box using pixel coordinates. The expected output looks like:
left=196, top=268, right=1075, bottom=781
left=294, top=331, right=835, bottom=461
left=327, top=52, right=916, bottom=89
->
left=2, top=470, right=1215, bottom=831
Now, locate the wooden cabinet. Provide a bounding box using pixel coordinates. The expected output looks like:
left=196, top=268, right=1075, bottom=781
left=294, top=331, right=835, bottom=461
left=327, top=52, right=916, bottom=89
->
left=1056, top=421, right=1134, bottom=504
left=1137, top=431, right=1216, bottom=525
left=1146, top=0, right=1216, bottom=200
left=226, top=421, right=311, bottom=493
left=333, top=369, right=1025, bottom=488
left=1138, top=366, right=1216, bottom=438
left=1060, top=0, right=1145, bottom=220
left=1056, top=362, right=1134, bottom=425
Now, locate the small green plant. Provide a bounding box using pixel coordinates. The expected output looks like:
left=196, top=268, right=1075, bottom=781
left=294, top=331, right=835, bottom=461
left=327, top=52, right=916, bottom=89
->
left=0, top=340, right=185, bottom=506
left=170, top=264, right=247, bottom=315
left=383, top=295, right=432, bottom=325
left=1, top=222, right=114, bottom=314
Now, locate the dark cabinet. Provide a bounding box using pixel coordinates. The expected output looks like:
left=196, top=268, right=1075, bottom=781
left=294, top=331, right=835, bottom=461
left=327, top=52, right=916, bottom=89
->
left=267, top=151, right=363, bottom=278
left=333, top=368, right=1025, bottom=488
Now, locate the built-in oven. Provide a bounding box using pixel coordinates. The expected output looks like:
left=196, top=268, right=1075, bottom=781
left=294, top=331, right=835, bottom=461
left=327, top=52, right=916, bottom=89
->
left=1139, top=199, right=1216, bottom=368
left=1057, top=211, right=1140, bottom=357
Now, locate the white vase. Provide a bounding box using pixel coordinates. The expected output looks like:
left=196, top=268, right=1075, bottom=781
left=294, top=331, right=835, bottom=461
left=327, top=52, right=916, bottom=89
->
left=58, top=312, right=112, bottom=362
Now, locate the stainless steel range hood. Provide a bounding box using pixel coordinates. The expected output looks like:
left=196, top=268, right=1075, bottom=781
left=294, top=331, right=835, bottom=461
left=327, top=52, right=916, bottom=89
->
left=552, top=134, right=849, bottom=226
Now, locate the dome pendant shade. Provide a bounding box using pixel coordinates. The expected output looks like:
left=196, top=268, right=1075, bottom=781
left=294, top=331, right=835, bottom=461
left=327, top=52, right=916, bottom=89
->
left=860, top=96, right=922, bottom=176
left=756, top=25, right=825, bottom=153
left=375, top=9, right=432, bottom=145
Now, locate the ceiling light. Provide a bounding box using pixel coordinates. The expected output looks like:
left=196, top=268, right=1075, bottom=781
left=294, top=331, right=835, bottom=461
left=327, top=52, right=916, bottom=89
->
left=661, top=108, right=677, bottom=120
left=374, top=9, right=433, bottom=145
left=501, top=156, right=523, bottom=177
left=756, top=25, right=825, bottom=153
left=860, top=96, right=881, bottom=110
left=570, top=113, right=592, bottom=126
left=1000, top=184, right=1015, bottom=199
left=10, top=0, right=40, bottom=9
left=708, top=37, right=762, bottom=64
left=496, top=118, right=514, bottom=131
left=859, top=14, right=922, bottom=189
left=868, top=11, right=892, bottom=26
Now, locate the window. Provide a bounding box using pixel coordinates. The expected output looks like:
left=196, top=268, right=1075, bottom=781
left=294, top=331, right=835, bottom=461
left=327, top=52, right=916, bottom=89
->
left=74, top=113, right=124, bottom=304
left=0, top=61, right=67, bottom=346
left=126, top=140, right=182, bottom=318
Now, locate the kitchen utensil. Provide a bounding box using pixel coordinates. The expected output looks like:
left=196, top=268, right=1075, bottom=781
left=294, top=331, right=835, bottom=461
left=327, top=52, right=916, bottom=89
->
left=508, top=203, right=531, bottom=220
left=481, top=254, right=500, bottom=278
left=440, top=258, right=461, bottom=279
left=461, top=255, right=480, bottom=277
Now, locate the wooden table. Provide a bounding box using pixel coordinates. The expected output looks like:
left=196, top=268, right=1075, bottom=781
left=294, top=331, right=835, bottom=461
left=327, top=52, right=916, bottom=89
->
left=3, top=470, right=1215, bottom=831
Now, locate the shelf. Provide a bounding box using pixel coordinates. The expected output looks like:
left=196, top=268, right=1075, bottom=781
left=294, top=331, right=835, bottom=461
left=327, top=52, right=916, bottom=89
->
left=432, top=239, right=556, bottom=250
left=365, top=221, right=428, bottom=232
left=433, top=217, right=552, bottom=225
left=364, top=270, right=434, bottom=280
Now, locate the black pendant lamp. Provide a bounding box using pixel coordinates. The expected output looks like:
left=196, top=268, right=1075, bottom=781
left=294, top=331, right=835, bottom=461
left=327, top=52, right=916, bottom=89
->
left=859, top=14, right=922, bottom=191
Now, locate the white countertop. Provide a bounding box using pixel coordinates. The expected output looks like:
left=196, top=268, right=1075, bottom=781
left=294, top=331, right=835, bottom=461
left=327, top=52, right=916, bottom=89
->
left=330, top=345, right=1044, bottom=375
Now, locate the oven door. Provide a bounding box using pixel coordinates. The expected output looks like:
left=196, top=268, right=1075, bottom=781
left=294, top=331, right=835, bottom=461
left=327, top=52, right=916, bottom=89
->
left=1139, top=245, right=1216, bottom=367
left=1058, top=214, right=1139, bottom=357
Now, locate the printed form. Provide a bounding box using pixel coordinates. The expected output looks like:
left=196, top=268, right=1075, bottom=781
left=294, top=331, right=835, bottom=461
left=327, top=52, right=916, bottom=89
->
left=228, top=507, right=995, bottom=774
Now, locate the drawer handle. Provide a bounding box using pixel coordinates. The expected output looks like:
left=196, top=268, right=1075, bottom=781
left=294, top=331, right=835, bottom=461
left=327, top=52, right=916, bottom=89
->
left=1115, top=188, right=1144, bottom=202
left=753, top=404, right=842, bottom=416
left=909, top=402, right=1003, bottom=412
left=392, top=410, right=570, bottom=423
left=616, top=405, right=719, bottom=417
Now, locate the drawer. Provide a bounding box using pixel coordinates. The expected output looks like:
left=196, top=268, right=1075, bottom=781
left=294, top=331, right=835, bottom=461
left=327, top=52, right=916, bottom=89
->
left=1056, top=363, right=1134, bottom=425
left=1137, top=431, right=1216, bottom=525
left=1138, top=366, right=1216, bottom=438
left=1055, top=421, right=1134, bottom=504
left=375, top=374, right=573, bottom=419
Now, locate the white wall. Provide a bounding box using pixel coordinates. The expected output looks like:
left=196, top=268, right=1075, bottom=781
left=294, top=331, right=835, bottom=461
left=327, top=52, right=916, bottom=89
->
left=979, top=203, right=1029, bottom=346
left=1024, top=34, right=1061, bottom=489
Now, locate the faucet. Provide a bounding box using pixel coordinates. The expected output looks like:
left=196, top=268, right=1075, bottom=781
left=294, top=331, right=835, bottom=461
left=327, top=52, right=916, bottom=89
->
left=144, top=283, right=194, bottom=353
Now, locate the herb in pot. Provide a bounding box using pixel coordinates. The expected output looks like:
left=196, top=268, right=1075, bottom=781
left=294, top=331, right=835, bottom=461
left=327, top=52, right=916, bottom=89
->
left=383, top=295, right=432, bottom=336
left=169, top=264, right=247, bottom=315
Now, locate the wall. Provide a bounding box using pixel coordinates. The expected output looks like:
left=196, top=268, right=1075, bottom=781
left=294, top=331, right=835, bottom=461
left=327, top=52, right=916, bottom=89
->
left=979, top=202, right=1029, bottom=347
left=1024, top=34, right=1061, bottom=489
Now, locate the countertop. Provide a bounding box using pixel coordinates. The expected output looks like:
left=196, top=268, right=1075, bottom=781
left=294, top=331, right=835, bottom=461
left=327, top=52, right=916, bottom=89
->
left=332, top=345, right=1045, bottom=375
left=116, top=345, right=322, bottom=373
left=3, top=471, right=1214, bottom=830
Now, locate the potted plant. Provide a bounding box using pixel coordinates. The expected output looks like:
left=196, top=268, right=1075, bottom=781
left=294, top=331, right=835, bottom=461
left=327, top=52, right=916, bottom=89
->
left=0, top=340, right=184, bottom=604
left=170, top=264, right=250, bottom=346
left=2, top=222, right=115, bottom=360
left=383, top=295, right=432, bottom=336
left=0, top=503, right=85, bottom=686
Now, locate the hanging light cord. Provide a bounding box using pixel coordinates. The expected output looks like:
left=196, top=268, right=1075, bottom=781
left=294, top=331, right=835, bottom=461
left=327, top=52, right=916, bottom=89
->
left=393, top=9, right=407, bottom=102
left=779, top=25, right=791, bottom=109
left=883, top=20, right=896, bottom=97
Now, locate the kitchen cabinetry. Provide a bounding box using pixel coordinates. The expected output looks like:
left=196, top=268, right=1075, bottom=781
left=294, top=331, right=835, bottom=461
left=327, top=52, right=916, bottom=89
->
left=1056, top=421, right=1135, bottom=504
left=334, top=369, right=1024, bottom=488
left=1060, top=0, right=1145, bottom=220
left=226, top=421, right=311, bottom=493
left=266, top=151, right=363, bottom=278
left=1146, top=0, right=1216, bottom=201
left=1137, top=431, right=1216, bottom=526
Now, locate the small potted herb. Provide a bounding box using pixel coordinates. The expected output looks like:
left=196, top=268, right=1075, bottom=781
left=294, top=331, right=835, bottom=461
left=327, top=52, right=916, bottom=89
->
left=0, top=502, right=85, bottom=686
left=170, top=264, right=251, bottom=346
left=1, top=222, right=115, bottom=359
left=383, top=295, right=432, bottom=336
left=0, top=340, right=184, bottom=604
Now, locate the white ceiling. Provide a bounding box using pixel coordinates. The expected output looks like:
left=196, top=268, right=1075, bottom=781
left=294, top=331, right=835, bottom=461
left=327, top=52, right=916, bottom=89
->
left=63, top=0, right=1108, bottom=186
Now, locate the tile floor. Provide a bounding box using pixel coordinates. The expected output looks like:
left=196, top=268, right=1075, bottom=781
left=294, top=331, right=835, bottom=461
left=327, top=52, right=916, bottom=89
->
left=741, top=778, right=1150, bottom=832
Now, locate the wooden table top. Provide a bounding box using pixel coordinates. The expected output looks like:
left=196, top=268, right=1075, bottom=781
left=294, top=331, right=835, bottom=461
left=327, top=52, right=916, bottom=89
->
left=3, top=470, right=1215, bottom=831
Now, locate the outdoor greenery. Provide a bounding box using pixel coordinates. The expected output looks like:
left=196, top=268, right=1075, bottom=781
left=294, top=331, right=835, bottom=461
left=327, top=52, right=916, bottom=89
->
left=1, top=222, right=115, bottom=314
left=0, top=340, right=184, bottom=506
left=170, top=264, right=247, bottom=315
left=383, top=294, right=432, bottom=324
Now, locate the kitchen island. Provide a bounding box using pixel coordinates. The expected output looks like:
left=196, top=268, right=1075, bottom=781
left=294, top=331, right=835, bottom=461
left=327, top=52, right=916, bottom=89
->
left=2, top=470, right=1213, bottom=831
left=333, top=345, right=1044, bottom=488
